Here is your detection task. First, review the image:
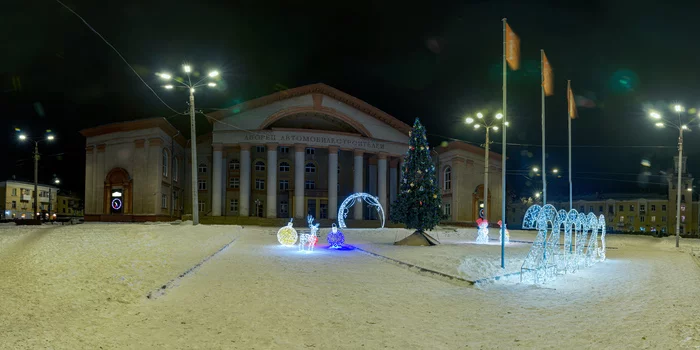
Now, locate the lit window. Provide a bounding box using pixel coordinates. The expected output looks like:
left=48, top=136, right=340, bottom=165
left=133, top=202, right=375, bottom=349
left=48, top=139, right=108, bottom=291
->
left=651, top=216, right=656, bottom=222
left=229, top=177, right=240, bottom=189
left=229, top=160, right=240, bottom=170
left=255, top=161, right=266, bottom=171
left=681, top=205, right=686, bottom=212
left=306, top=148, right=315, bottom=155
left=682, top=215, right=686, bottom=223
left=279, top=162, right=290, bottom=172
left=305, top=163, right=316, bottom=173
left=162, top=149, right=169, bottom=177
left=279, top=180, right=289, bottom=191
left=305, top=181, right=315, bottom=189
left=255, top=179, right=265, bottom=190
left=198, top=163, right=207, bottom=173
left=12, top=188, right=17, bottom=196
left=198, top=180, right=207, bottom=190
left=619, top=216, right=624, bottom=223
left=443, top=167, right=452, bottom=190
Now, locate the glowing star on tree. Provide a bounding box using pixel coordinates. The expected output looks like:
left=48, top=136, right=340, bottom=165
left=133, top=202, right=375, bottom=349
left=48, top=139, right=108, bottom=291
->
left=327, top=223, right=345, bottom=249
left=475, top=218, right=490, bottom=244
left=277, top=218, right=298, bottom=246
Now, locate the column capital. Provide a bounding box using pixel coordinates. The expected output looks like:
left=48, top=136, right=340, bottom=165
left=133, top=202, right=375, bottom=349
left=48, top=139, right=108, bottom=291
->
left=294, top=143, right=306, bottom=152
left=354, top=149, right=364, bottom=157
left=368, top=157, right=378, bottom=165
left=378, top=152, right=388, bottom=160
left=148, top=138, right=163, bottom=146
left=240, top=143, right=251, bottom=151
left=328, top=146, right=339, bottom=154
left=96, top=144, right=106, bottom=152
left=134, top=139, right=145, bottom=148
left=266, top=142, right=279, bottom=150
left=212, top=143, right=224, bottom=152
left=86, top=145, right=95, bottom=153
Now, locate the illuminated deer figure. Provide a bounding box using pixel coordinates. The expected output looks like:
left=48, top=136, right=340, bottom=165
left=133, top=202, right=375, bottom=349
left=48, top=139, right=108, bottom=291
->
left=299, top=215, right=319, bottom=252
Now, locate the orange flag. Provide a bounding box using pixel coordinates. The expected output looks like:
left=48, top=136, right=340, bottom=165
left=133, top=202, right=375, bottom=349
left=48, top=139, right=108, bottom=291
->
left=542, top=50, right=554, bottom=96
left=505, top=23, right=520, bottom=70
left=567, top=81, right=578, bottom=119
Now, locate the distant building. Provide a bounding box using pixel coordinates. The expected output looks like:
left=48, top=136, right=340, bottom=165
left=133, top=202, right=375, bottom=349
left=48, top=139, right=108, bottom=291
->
left=511, top=156, right=699, bottom=236
left=0, top=180, right=59, bottom=220
left=56, top=190, right=84, bottom=218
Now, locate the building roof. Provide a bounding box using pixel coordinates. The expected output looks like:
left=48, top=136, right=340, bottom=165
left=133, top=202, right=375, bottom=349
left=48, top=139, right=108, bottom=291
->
left=0, top=179, right=59, bottom=190
left=436, top=141, right=502, bottom=161
left=206, top=83, right=413, bottom=135
left=79, top=117, right=187, bottom=146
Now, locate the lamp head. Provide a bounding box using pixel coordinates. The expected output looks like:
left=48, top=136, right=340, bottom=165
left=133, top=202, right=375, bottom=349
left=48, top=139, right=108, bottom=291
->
left=465, top=117, right=474, bottom=124
left=183, top=65, right=191, bottom=73
left=476, top=112, right=484, bottom=119
left=208, top=71, right=219, bottom=77
left=18, top=134, right=27, bottom=141
left=650, top=111, right=661, bottom=119
left=674, top=104, right=684, bottom=112
left=158, top=73, right=172, bottom=80
left=495, top=113, right=503, bottom=119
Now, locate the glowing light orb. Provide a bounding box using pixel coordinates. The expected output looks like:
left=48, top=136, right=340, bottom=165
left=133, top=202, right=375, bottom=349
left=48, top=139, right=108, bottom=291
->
left=277, top=219, right=298, bottom=246
left=327, top=223, right=345, bottom=249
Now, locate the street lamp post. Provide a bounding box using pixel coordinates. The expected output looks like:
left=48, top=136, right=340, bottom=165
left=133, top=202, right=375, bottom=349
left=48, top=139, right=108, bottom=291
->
left=18, top=131, right=54, bottom=221
left=158, top=65, right=219, bottom=225
left=649, top=104, right=696, bottom=247
left=466, top=112, right=507, bottom=222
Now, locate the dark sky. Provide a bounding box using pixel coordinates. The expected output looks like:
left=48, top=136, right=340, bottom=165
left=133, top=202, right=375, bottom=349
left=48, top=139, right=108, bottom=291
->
left=4, top=0, right=700, bottom=198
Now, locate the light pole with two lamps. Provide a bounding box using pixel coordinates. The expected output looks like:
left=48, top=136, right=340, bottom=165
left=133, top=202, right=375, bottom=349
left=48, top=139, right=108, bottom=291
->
left=649, top=104, right=697, bottom=247
left=18, top=130, right=55, bottom=221
left=465, top=112, right=508, bottom=222
left=158, top=65, right=219, bottom=225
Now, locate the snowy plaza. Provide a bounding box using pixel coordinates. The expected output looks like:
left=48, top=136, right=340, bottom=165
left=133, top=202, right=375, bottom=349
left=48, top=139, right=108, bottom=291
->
left=1, top=223, right=700, bottom=349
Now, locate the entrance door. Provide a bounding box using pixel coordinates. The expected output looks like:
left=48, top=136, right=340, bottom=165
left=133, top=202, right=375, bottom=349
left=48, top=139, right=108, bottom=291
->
left=307, top=199, right=317, bottom=218
left=111, top=189, right=124, bottom=214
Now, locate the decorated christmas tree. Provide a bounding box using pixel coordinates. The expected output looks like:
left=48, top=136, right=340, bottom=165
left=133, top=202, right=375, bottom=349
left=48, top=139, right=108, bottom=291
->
left=390, top=118, right=442, bottom=246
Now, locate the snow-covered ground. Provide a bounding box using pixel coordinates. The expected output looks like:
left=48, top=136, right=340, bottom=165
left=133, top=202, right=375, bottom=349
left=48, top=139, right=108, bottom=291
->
left=1, top=223, right=699, bottom=349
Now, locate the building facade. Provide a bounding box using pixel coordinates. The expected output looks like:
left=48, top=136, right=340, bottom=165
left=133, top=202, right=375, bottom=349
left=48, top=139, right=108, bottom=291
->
left=0, top=180, right=59, bottom=220
left=80, top=84, right=503, bottom=224
left=56, top=191, right=84, bottom=218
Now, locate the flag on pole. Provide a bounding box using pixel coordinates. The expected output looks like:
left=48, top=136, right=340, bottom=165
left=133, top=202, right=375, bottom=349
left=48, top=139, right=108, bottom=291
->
left=505, top=23, right=520, bottom=70
left=542, top=51, right=554, bottom=96
left=567, top=81, right=578, bottom=119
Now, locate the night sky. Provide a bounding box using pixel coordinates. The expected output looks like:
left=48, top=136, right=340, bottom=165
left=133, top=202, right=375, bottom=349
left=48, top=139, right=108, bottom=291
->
left=4, top=0, right=700, bottom=199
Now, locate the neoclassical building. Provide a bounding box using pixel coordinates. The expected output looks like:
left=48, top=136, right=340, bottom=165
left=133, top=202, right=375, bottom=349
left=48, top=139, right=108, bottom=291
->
left=80, top=84, right=503, bottom=224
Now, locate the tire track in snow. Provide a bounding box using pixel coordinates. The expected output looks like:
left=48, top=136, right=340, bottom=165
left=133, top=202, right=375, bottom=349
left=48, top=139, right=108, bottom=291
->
left=146, top=237, right=238, bottom=299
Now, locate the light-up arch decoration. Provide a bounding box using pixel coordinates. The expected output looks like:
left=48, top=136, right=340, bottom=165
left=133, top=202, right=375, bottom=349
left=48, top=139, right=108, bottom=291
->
left=520, top=204, right=607, bottom=284
left=522, top=204, right=542, bottom=229
left=337, top=193, right=385, bottom=229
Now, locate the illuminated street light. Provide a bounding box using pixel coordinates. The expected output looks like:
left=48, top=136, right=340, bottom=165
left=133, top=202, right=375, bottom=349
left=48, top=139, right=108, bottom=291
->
left=465, top=117, right=474, bottom=124
left=682, top=125, right=689, bottom=130
left=495, top=113, right=503, bottom=119
left=492, top=126, right=499, bottom=131
left=183, top=65, right=191, bottom=73
left=18, top=134, right=27, bottom=140
left=552, top=168, right=559, bottom=174
left=476, top=112, right=484, bottom=119
left=650, top=111, right=661, bottom=119
left=16, top=130, right=56, bottom=221
left=164, top=85, right=174, bottom=89
left=533, top=167, right=539, bottom=172
left=158, top=73, right=172, bottom=80
left=655, top=122, right=665, bottom=128
left=674, top=104, right=684, bottom=112
left=207, top=82, right=216, bottom=87
left=208, top=70, right=219, bottom=77
left=535, top=192, right=541, bottom=199
left=474, top=124, right=480, bottom=129
left=47, top=135, right=55, bottom=140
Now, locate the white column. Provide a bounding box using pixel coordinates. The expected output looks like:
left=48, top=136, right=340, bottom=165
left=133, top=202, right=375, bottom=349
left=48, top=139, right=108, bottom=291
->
left=389, top=158, right=398, bottom=205
left=328, top=146, right=339, bottom=220
left=353, top=149, right=364, bottom=220
left=378, top=153, right=387, bottom=216
left=294, top=143, right=305, bottom=219
left=84, top=145, right=94, bottom=215
left=239, top=143, right=251, bottom=216
left=266, top=143, right=278, bottom=218
left=212, top=143, right=223, bottom=216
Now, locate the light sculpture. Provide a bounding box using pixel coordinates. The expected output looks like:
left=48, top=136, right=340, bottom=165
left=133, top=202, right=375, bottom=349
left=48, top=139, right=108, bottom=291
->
left=277, top=218, right=298, bottom=246
left=497, top=219, right=510, bottom=244
left=475, top=218, right=489, bottom=244
left=327, top=223, right=345, bottom=249
left=299, top=215, right=319, bottom=252
left=522, top=204, right=542, bottom=229
left=111, top=198, right=122, bottom=211
left=337, top=192, right=385, bottom=229
left=520, top=204, right=607, bottom=284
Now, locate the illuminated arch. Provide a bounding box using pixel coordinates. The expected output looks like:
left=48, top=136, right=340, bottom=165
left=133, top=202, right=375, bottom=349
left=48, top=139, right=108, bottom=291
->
left=337, top=192, right=385, bottom=229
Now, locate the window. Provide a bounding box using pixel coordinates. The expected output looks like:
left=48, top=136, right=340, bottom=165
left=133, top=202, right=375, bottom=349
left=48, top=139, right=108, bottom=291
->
left=651, top=216, right=656, bottom=222
left=338, top=165, right=341, bottom=175
left=608, top=205, right=614, bottom=213
left=305, top=181, right=315, bottom=189
left=619, top=216, right=624, bottom=223
left=320, top=203, right=328, bottom=219
left=651, top=204, right=656, bottom=211
left=198, top=201, right=205, bottom=212
left=662, top=216, right=667, bottom=222
left=279, top=180, right=289, bottom=191
left=280, top=200, right=288, bottom=214
left=162, top=149, right=169, bottom=177
left=589, top=206, right=594, bottom=213
left=640, top=204, right=645, bottom=212
left=629, top=205, right=635, bottom=212
left=682, top=215, right=686, bottom=223
left=11, top=201, right=16, bottom=209
left=255, top=179, right=265, bottom=190
left=444, top=203, right=451, bottom=217
left=279, top=146, right=289, bottom=154
left=255, top=161, right=266, bottom=171
left=640, top=215, right=645, bottom=222
left=682, top=195, right=686, bottom=202
left=662, top=205, right=667, bottom=211
left=11, top=188, right=16, bottom=196
left=305, top=163, right=316, bottom=173
left=230, top=199, right=238, bottom=212
left=681, top=204, right=686, bottom=212
left=306, top=148, right=315, bottom=155
left=443, top=167, right=452, bottom=190
left=580, top=206, right=585, bottom=212
left=599, top=206, right=603, bottom=212
left=229, top=177, right=240, bottom=189
left=619, top=205, right=623, bottom=212
left=198, top=179, right=207, bottom=191
left=198, top=163, right=207, bottom=173
left=229, top=160, right=240, bottom=170
left=173, top=157, right=179, bottom=182
left=279, top=162, right=290, bottom=172
left=161, top=194, right=168, bottom=209
left=256, top=146, right=265, bottom=153
left=62, top=208, right=66, bottom=213
left=63, top=200, right=66, bottom=205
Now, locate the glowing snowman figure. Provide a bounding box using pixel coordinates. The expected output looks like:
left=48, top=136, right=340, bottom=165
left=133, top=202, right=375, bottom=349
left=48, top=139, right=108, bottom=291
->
left=475, top=218, right=490, bottom=244
left=327, top=223, right=345, bottom=249
left=277, top=218, right=298, bottom=246
left=497, top=219, right=510, bottom=244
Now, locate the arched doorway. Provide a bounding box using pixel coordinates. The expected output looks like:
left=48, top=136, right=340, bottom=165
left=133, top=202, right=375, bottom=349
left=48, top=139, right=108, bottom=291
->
left=104, top=168, right=132, bottom=215
left=472, top=184, right=491, bottom=221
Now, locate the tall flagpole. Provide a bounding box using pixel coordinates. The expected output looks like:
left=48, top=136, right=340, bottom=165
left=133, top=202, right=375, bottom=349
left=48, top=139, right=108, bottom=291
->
left=541, top=50, right=547, bottom=205
left=501, top=18, right=507, bottom=269
left=568, top=80, right=573, bottom=211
